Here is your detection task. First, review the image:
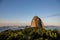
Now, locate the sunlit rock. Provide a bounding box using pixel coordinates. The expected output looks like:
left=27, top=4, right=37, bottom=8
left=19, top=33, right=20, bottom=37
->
left=31, top=16, right=44, bottom=28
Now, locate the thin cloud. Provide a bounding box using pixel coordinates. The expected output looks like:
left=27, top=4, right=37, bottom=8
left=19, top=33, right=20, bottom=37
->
left=42, top=13, right=60, bottom=18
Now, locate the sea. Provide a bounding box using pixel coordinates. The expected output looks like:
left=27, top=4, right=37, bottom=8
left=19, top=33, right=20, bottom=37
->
left=0, top=26, right=60, bottom=32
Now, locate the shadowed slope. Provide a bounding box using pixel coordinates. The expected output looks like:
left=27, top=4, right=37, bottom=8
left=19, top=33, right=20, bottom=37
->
left=31, top=16, right=44, bottom=28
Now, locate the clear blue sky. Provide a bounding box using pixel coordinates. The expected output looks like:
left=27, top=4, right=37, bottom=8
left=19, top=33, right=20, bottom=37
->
left=0, top=0, right=60, bottom=26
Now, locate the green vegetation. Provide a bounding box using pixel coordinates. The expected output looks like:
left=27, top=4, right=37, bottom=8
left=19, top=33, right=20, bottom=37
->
left=0, top=27, right=60, bottom=40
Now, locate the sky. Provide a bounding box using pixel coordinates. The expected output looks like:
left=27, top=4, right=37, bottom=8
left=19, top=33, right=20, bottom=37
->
left=0, top=0, right=60, bottom=26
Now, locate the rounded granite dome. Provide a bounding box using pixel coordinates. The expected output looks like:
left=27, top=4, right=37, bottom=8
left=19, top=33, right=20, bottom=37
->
left=32, top=16, right=41, bottom=21
left=33, top=16, right=39, bottom=19
left=31, top=16, right=44, bottom=28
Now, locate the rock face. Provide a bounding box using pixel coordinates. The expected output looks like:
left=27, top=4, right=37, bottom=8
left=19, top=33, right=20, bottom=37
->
left=31, top=16, right=44, bottom=28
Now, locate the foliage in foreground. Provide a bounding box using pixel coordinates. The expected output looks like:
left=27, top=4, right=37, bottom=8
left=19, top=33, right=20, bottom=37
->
left=0, top=27, right=60, bottom=40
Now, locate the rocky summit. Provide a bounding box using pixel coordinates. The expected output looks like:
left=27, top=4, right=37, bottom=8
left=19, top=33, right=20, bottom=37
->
left=31, top=16, right=44, bottom=28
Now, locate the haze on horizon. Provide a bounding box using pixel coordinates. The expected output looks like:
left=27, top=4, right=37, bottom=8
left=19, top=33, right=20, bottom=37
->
left=0, top=0, right=60, bottom=26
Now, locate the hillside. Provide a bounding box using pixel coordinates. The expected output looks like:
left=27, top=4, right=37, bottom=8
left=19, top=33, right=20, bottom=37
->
left=0, top=27, right=60, bottom=40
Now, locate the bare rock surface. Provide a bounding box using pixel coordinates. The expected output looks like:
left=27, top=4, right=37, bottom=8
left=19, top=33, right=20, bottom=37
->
left=31, top=16, right=44, bottom=28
